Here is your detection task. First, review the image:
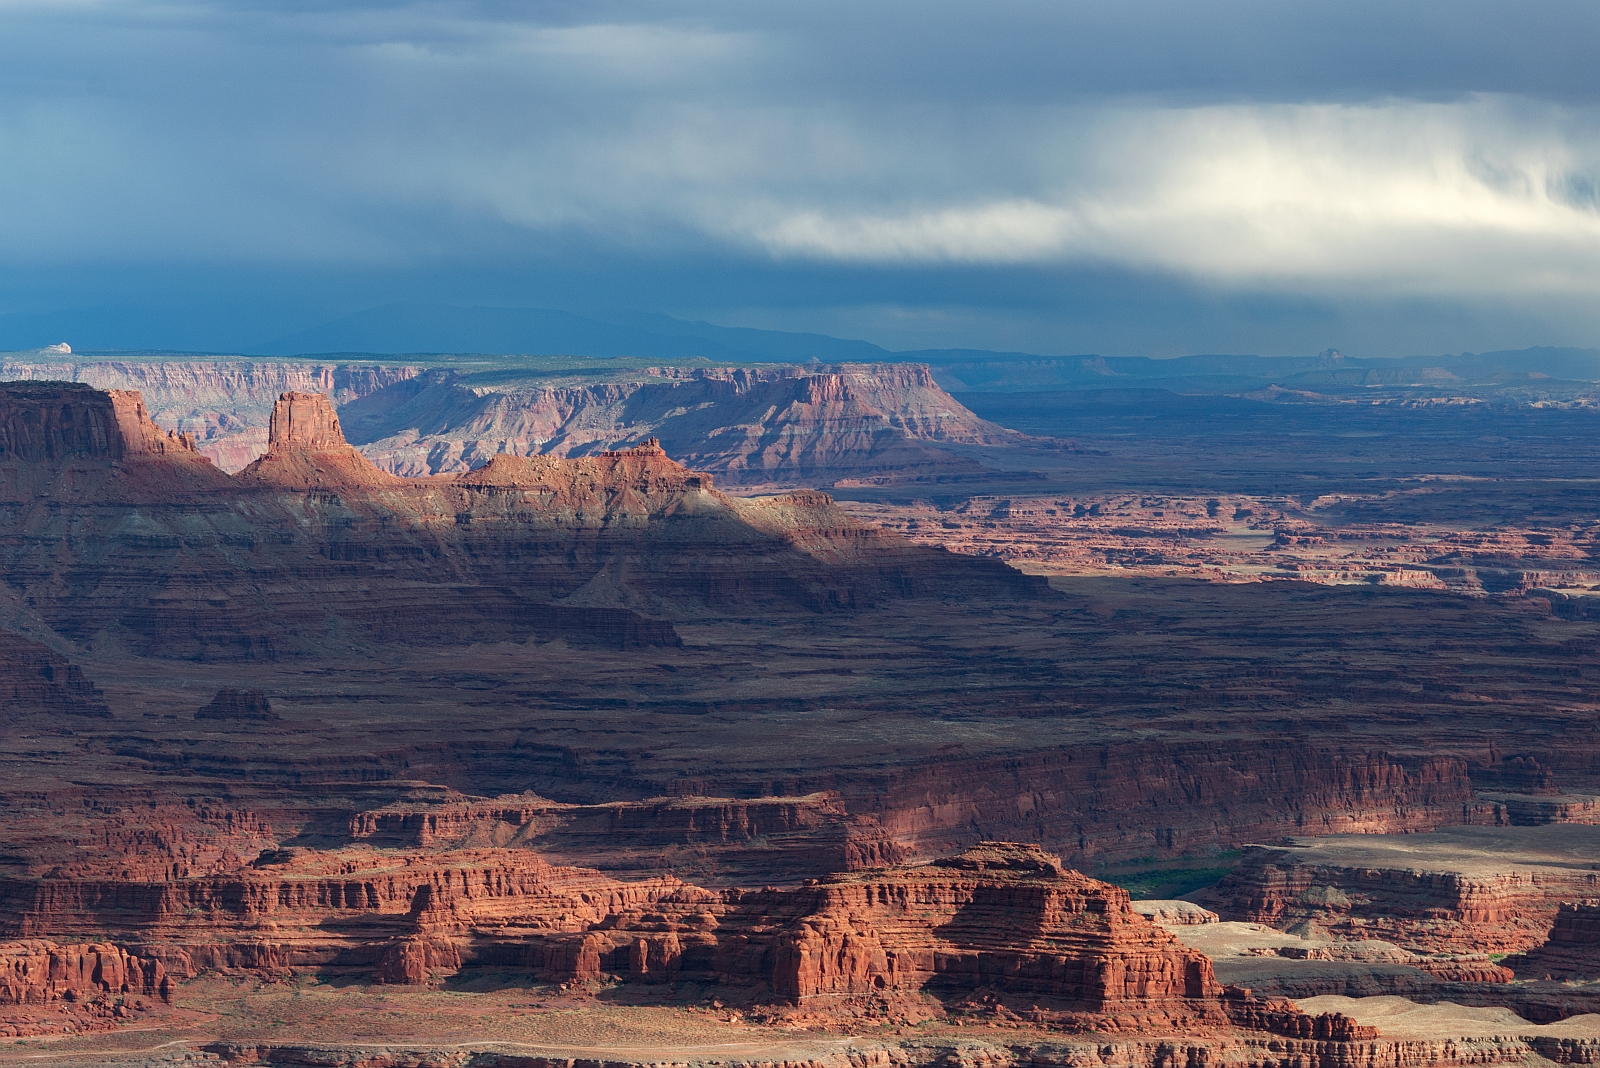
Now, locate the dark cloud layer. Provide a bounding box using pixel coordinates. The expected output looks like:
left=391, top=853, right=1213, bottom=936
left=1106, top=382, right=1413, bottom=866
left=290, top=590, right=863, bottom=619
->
left=2, top=1, right=1597, bottom=356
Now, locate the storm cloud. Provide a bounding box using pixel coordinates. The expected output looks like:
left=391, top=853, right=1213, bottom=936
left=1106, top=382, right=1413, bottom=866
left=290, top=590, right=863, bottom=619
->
left=2, top=0, right=1598, bottom=355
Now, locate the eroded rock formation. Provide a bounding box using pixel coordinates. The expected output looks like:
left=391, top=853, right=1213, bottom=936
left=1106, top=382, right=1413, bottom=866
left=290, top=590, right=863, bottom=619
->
left=195, top=688, right=276, bottom=721
left=348, top=791, right=902, bottom=883
left=1506, top=901, right=1600, bottom=980
left=0, top=358, right=1009, bottom=483
left=711, top=843, right=1227, bottom=1030
left=0, top=838, right=1371, bottom=1041
left=0, top=384, right=1039, bottom=660
left=0, top=940, right=171, bottom=1005
left=1204, top=828, right=1600, bottom=953
left=344, top=363, right=1015, bottom=484
left=0, top=632, right=109, bottom=720
left=0, top=357, right=421, bottom=471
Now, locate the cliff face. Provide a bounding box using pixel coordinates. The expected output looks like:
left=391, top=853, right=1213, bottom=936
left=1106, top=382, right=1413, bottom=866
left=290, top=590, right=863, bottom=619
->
left=0, top=941, right=170, bottom=1006
left=347, top=792, right=903, bottom=884
left=0, top=359, right=420, bottom=472
left=714, top=843, right=1225, bottom=1029
left=0, top=381, right=199, bottom=463
left=0, top=837, right=1394, bottom=1046
left=0, top=384, right=1042, bottom=660
left=343, top=364, right=1015, bottom=484
left=1506, top=901, right=1600, bottom=979
left=0, top=840, right=1247, bottom=1031
left=0, top=359, right=1010, bottom=483
left=1204, top=829, right=1600, bottom=953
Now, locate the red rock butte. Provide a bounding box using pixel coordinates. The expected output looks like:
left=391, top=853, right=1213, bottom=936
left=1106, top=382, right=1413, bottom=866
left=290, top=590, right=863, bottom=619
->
left=266, top=390, right=347, bottom=451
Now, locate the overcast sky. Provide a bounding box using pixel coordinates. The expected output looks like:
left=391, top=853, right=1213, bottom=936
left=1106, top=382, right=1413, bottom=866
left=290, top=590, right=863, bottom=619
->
left=3, top=0, right=1599, bottom=355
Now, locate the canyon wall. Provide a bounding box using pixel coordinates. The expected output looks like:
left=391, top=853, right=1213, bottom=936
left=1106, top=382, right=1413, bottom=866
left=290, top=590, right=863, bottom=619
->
left=0, top=359, right=1011, bottom=482
left=0, top=838, right=1349, bottom=1039
left=1506, top=901, right=1600, bottom=980
left=0, top=940, right=170, bottom=1005
left=0, top=384, right=1040, bottom=661
left=0, top=358, right=419, bottom=471
left=343, top=363, right=1015, bottom=484
left=1204, top=829, right=1600, bottom=953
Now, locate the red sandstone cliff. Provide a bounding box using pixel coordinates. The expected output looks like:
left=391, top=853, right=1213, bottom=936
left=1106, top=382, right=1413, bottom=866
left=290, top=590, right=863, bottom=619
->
left=1506, top=901, right=1600, bottom=979
left=0, top=384, right=1041, bottom=659
left=0, top=837, right=1370, bottom=1041
left=0, top=940, right=171, bottom=1006
left=712, top=843, right=1226, bottom=1030
left=0, top=358, right=420, bottom=472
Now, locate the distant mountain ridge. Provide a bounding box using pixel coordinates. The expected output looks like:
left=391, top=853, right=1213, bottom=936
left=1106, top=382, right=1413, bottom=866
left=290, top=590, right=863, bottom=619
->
left=251, top=302, right=1600, bottom=393
left=256, top=303, right=890, bottom=364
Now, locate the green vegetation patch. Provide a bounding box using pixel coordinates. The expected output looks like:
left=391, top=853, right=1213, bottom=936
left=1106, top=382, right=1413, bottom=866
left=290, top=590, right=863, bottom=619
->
left=1099, top=851, right=1242, bottom=900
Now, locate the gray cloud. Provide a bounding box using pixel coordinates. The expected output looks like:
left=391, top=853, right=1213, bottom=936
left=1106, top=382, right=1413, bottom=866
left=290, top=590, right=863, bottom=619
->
left=1, top=1, right=1597, bottom=354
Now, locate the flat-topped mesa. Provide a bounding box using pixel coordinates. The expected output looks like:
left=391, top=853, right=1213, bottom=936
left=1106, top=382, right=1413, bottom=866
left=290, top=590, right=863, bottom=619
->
left=0, top=382, right=203, bottom=464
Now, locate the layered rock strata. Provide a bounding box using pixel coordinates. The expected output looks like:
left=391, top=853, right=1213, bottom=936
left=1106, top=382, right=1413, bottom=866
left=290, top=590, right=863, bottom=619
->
left=1204, top=828, right=1600, bottom=953
left=0, top=940, right=171, bottom=1005
left=343, top=363, right=1017, bottom=484
left=0, top=384, right=1039, bottom=660
left=195, top=688, right=276, bottom=721
left=0, top=632, right=109, bottom=719
left=0, top=358, right=1008, bottom=483
left=348, top=791, right=903, bottom=883
left=0, top=840, right=1375, bottom=1042
left=710, top=843, right=1228, bottom=1030
left=0, top=358, right=420, bottom=471
left=1507, top=901, right=1600, bottom=980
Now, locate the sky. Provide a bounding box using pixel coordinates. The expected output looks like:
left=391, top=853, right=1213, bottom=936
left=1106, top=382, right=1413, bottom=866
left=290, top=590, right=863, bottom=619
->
left=2, top=0, right=1599, bottom=357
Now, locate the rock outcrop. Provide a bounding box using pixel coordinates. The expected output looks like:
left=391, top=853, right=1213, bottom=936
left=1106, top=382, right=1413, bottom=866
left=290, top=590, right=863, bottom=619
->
left=0, top=358, right=420, bottom=471
left=0, top=940, right=171, bottom=1005
left=0, top=358, right=1013, bottom=483
left=195, top=688, right=276, bottom=721
left=267, top=390, right=347, bottom=450
left=1204, top=828, right=1600, bottom=953
left=348, top=792, right=902, bottom=884
left=2, top=838, right=1374, bottom=1040
left=1134, top=900, right=1220, bottom=925
left=1506, top=901, right=1600, bottom=980
left=0, top=837, right=1399, bottom=1051
left=710, top=843, right=1227, bottom=1030
left=0, top=632, right=109, bottom=719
